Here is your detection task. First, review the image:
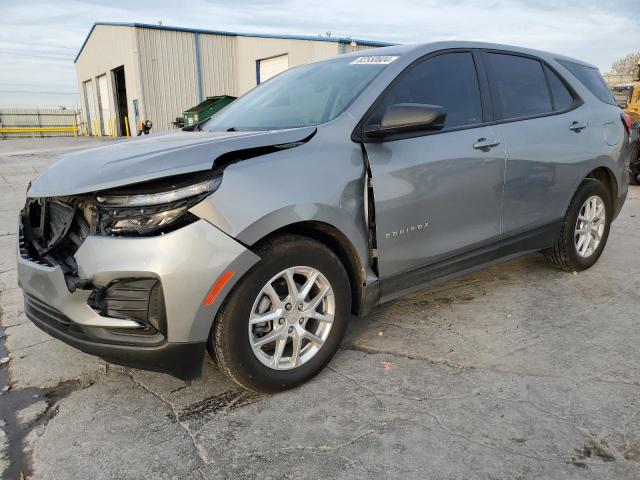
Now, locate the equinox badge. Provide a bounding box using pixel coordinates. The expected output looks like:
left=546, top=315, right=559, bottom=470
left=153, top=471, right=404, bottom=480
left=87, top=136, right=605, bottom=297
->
left=385, top=221, right=430, bottom=239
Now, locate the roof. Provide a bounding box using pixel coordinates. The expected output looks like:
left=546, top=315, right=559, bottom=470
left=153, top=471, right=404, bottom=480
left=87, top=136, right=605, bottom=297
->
left=336, top=40, right=595, bottom=69
left=74, top=22, right=395, bottom=63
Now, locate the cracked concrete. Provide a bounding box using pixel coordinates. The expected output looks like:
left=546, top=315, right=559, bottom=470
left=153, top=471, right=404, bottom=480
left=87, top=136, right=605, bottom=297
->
left=1, top=137, right=639, bottom=479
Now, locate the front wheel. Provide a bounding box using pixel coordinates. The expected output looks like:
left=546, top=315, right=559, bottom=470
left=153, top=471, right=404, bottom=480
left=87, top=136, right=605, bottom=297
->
left=211, top=235, right=351, bottom=393
left=544, top=179, right=612, bottom=271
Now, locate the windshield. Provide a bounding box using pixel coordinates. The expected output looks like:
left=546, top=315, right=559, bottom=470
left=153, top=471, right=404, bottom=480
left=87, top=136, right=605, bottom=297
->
left=204, top=56, right=392, bottom=131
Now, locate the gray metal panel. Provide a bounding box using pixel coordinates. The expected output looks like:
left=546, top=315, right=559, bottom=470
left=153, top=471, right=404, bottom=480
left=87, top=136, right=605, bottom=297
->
left=199, top=33, right=238, bottom=97
left=136, top=27, right=199, bottom=132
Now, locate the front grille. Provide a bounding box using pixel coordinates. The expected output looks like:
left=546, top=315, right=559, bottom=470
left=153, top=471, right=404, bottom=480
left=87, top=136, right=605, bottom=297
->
left=24, top=294, right=73, bottom=327
left=24, top=294, right=88, bottom=340
left=18, top=223, right=53, bottom=266
left=21, top=197, right=90, bottom=273
left=24, top=293, right=167, bottom=347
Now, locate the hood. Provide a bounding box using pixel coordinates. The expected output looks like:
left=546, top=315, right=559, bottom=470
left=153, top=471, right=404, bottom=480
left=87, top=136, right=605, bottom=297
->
left=27, top=127, right=316, bottom=197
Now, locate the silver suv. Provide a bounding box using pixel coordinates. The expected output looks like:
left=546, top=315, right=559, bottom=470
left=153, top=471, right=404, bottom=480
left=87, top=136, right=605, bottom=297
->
left=18, top=42, right=629, bottom=392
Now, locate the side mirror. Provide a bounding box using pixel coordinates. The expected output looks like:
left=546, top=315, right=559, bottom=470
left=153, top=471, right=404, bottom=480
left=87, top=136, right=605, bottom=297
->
left=364, top=103, right=447, bottom=139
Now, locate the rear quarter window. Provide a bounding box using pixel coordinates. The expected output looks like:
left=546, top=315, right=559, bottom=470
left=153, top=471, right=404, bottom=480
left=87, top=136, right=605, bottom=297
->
left=543, top=65, right=575, bottom=111
left=557, top=59, right=615, bottom=105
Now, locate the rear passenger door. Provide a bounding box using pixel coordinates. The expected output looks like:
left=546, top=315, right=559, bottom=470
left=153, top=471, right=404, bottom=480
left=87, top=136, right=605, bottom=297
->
left=484, top=52, right=597, bottom=236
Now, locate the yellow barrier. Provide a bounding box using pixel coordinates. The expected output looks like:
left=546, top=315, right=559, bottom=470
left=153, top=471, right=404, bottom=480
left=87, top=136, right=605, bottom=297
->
left=0, top=126, right=77, bottom=134
left=125, top=118, right=131, bottom=137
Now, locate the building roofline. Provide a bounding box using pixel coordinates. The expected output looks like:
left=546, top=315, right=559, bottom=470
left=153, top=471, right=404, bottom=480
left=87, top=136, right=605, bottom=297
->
left=74, top=22, right=395, bottom=63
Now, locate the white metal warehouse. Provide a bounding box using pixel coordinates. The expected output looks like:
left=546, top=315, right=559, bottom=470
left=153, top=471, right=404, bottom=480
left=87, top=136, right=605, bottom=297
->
left=74, top=22, right=391, bottom=135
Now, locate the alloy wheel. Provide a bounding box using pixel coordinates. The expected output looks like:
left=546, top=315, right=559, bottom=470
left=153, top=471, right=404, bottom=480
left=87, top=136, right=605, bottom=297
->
left=248, top=266, right=335, bottom=370
left=574, top=195, right=606, bottom=258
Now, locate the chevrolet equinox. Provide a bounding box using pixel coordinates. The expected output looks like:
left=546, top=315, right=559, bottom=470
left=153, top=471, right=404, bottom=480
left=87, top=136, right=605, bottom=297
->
left=18, top=42, right=630, bottom=392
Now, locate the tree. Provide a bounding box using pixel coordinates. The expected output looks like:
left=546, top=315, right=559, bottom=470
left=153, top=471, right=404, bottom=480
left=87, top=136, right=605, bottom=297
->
left=610, top=52, right=640, bottom=76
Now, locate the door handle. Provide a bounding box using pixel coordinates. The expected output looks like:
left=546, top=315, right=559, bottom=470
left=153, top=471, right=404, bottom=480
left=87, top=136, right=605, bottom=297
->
left=473, top=138, right=501, bottom=151
left=569, top=121, right=588, bottom=132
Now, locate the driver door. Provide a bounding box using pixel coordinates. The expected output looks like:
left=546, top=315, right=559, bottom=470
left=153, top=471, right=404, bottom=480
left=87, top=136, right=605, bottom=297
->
left=361, top=51, right=506, bottom=291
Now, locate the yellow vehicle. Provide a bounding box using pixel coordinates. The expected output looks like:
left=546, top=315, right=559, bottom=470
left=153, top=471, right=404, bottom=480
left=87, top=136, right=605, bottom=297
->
left=611, top=67, right=640, bottom=184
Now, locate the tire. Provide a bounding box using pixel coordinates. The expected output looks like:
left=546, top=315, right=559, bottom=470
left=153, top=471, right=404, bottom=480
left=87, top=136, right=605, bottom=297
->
left=630, top=142, right=640, bottom=186
left=544, top=179, right=612, bottom=271
left=211, top=234, right=351, bottom=393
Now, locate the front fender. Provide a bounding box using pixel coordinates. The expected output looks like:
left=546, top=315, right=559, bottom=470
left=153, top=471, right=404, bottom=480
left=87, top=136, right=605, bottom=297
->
left=192, top=200, right=371, bottom=273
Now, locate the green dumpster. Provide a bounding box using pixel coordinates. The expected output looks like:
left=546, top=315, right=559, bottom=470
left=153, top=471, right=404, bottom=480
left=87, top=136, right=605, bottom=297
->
left=183, top=95, right=236, bottom=127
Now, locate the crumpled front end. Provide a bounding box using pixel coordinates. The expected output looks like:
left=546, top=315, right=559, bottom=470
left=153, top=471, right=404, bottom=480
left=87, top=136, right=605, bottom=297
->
left=17, top=194, right=260, bottom=378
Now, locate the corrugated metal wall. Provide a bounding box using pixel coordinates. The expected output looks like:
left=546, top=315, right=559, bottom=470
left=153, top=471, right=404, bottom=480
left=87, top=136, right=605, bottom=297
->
left=75, top=25, right=139, bottom=137
left=0, top=108, right=79, bottom=138
left=200, top=34, right=237, bottom=97
left=76, top=25, right=387, bottom=134
left=346, top=43, right=378, bottom=53
left=136, top=28, right=199, bottom=132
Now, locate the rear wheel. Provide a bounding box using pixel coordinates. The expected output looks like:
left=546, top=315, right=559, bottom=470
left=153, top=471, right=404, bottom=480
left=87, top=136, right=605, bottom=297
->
left=545, top=179, right=612, bottom=271
left=211, top=235, right=351, bottom=393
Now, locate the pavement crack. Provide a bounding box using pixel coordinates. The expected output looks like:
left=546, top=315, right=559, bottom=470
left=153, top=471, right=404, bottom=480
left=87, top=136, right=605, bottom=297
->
left=237, top=429, right=377, bottom=459
left=422, top=408, right=570, bottom=464
left=326, top=365, right=384, bottom=406
left=10, top=338, right=53, bottom=352
left=341, top=346, right=590, bottom=388
left=125, top=372, right=210, bottom=466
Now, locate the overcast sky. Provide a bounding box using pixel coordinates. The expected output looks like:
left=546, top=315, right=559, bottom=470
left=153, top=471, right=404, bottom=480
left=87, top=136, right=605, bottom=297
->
left=1, top=0, right=639, bottom=107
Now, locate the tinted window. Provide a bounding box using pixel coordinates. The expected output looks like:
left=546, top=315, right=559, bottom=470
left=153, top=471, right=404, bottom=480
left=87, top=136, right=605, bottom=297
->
left=375, top=52, right=482, bottom=129
left=557, top=59, right=615, bottom=105
left=487, top=53, right=552, bottom=119
left=544, top=66, right=574, bottom=111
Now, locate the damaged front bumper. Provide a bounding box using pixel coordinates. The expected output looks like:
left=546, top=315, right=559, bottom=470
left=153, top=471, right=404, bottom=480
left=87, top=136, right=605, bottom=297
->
left=17, top=218, right=260, bottom=379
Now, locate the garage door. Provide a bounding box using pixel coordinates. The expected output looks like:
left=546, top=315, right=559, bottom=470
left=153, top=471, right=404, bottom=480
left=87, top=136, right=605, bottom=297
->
left=83, top=80, right=96, bottom=135
left=258, top=54, right=289, bottom=84
left=97, top=74, right=112, bottom=136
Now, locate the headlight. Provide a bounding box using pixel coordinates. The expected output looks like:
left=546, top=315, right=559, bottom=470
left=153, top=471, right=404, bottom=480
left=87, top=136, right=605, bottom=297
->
left=96, top=176, right=221, bottom=207
left=96, top=175, right=221, bottom=235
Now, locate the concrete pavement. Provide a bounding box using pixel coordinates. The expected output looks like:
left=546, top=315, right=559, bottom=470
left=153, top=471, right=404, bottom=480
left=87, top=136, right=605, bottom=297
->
left=1, top=137, right=639, bottom=479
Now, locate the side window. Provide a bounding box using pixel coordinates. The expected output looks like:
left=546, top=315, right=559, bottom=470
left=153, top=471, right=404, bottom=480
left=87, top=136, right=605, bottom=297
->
left=375, top=52, right=483, bottom=129
left=544, top=65, right=574, bottom=111
left=486, top=53, right=552, bottom=119
left=557, top=59, right=616, bottom=105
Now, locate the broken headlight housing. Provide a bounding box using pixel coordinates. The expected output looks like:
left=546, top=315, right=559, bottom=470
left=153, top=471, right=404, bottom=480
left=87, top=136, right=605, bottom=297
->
left=96, top=174, right=221, bottom=235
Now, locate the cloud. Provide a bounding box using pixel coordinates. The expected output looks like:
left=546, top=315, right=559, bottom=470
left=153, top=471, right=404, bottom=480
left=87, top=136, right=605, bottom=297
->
left=1, top=0, right=638, bottom=106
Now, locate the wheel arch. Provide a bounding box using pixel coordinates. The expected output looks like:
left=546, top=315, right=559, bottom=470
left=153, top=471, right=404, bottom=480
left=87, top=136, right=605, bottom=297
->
left=562, top=165, right=619, bottom=219
left=585, top=166, right=618, bottom=212
left=248, top=220, right=368, bottom=316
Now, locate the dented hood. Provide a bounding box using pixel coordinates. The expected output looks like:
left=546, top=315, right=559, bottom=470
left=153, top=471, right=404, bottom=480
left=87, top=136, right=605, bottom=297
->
left=27, top=127, right=316, bottom=197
